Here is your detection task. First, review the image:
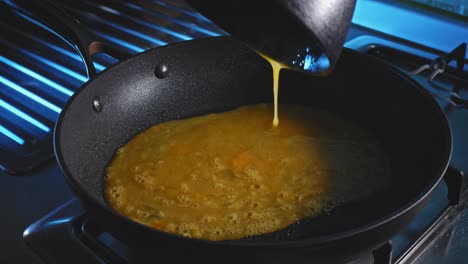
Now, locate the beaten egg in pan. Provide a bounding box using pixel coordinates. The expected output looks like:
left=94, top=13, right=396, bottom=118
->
left=105, top=103, right=391, bottom=241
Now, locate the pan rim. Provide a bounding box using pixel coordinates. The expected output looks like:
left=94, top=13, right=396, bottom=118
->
left=53, top=36, right=452, bottom=248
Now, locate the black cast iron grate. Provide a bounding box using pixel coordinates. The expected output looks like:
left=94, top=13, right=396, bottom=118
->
left=0, top=0, right=224, bottom=173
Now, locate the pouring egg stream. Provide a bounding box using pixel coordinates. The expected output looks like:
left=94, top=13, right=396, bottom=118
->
left=257, top=52, right=288, bottom=127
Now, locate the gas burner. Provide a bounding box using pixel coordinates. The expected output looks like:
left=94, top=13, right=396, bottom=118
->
left=23, top=199, right=385, bottom=264
left=23, top=168, right=466, bottom=264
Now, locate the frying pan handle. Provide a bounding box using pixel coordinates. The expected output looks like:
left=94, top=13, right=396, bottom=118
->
left=3, top=0, right=127, bottom=80
left=444, top=166, right=464, bottom=206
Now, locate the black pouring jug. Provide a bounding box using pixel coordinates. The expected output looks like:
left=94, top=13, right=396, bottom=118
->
left=186, top=0, right=357, bottom=75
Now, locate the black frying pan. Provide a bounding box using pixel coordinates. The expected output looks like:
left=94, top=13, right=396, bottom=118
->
left=8, top=1, right=452, bottom=263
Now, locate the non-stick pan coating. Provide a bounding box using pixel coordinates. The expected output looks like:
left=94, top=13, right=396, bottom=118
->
left=55, top=37, right=451, bottom=249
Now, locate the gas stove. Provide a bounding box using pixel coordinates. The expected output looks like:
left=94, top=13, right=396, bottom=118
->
left=1, top=0, right=467, bottom=263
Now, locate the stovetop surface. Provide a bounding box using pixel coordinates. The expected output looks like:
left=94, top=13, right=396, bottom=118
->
left=1, top=0, right=467, bottom=263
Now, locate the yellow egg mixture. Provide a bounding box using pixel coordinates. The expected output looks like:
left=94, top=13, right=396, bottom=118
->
left=105, top=103, right=391, bottom=241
